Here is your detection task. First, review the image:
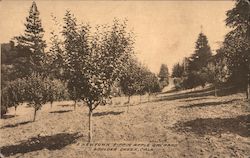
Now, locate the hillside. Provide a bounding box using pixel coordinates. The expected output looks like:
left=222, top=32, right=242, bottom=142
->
left=0, top=87, right=249, bottom=158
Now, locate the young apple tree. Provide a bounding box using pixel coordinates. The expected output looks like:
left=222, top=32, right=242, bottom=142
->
left=23, top=74, right=52, bottom=122
left=47, top=79, right=68, bottom=108
left=60, top=11, right=91, bottom=110
left=120, top=58, right=141, bottom=107
left=144, top=71, right=161, bottom=101
left=1, top=79, right=26, bottom=116
left=1, top=74, right=52, bottom=121
left=58, top=12, right=134, bottom=142
left=82, top=19, right=134, bottom=141
left=206, top=50, right=230, bottom=97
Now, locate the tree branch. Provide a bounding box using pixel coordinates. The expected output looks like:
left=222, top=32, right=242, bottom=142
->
left=91, top=101, right=100, bottom=111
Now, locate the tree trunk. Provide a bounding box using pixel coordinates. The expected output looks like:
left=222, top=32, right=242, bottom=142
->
left=127, top=96, right=131, bottom=112
left=50, top=101, right=53, bottom=108
left=14, top=106, right=17, bottom=116
left=74, top=100, right=77, bottom=110
left=247, top=82, right=250, bottom=100
left=214, top=85, right=217, bottom=97
left=128, top=96, right=130, bottom=103
left=33, top=108, right=37, bottom=122
left=88, top=107, right=93, bottom=142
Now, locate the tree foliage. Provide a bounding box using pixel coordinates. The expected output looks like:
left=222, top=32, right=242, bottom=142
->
left=1, top=78, right=26, bottom=116
left=172, top=63, right=184, bottom=78
left=20, top=74, right=62, bottom=121
left=120, top=58, right=161, bottom=103
left=223, top=0, right=250, bottom=98
left=188, top=33, right=212, bottom=72
left=1, top=73, right=66, bottom=120
left=120, top=58, right=141, bottom=101
left=181, top=32, right=212, bottom=89
left=13, top=1, right=46, bottom=77
left=47, top=79, right=69, bottom=108
left=158, top=64, right=169, bottom=87
left=50, top=11, right=135, bottom=141
left=171, top=1, right=249, bottom=94
left=144, top=71, right=161, bottom=95
left=206, top=50, right=230, bottom=84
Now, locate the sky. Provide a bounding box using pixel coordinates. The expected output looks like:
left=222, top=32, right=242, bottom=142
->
left=0, top=1, right=235, bottom=73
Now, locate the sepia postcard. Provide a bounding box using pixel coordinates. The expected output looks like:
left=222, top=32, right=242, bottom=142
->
left=0, top=0, right=249, bottom=157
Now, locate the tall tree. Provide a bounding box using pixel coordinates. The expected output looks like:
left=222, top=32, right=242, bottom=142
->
left=172, top=62, right=184, bottom=78
left=83, top=19, right=134, bottom=142
left=60, top=11, right=88, bottom=107
left=54, top=12, right=135, bottom=142
left=223, top=0, right=250, bottom=99
left=188, top=32, right=212, bottom=72
left=14, top=1, right=46, bottom=77
left=183, top=32, right=212, bottom=89
left=158, top=64, right=169, bottom=87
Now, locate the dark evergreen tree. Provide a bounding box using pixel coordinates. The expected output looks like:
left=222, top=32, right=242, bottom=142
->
left=188, top=33, right=212, bottom=72
left=158, top=64, right=169, bottom=87
left=14, top=1, right=46, bottom=77
left=183, top=32, right=212, bottom=89
left=172, top=62, right=184, bottom=78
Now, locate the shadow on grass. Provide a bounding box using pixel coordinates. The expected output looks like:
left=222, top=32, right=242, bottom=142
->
left=179, top=99, right=241, bottom=109
left=180, top=97, right=210, bottom=102
left=116, top=103, right=144, bottom=108
left=50, top=110, right=73, bottom=114
left=1, top=121, right=32, bottom=129
left=0, top=132, right=82, bottom=157
left=93, top=111, right=124, bottom=117
left=154, top=88, right=214, bottom=103
left=175, top=114, right=250, bottom=137
left=1, top=114, right=16, bottom=119
left=57, top=104, right=74, bottom=108
left=155, top=86, right=240, bottom=103
left=160, top=88, right=179, bottom=95
left=138, top=101, right=151, bottom=105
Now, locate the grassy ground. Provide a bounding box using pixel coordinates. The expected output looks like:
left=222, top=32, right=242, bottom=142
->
left=0, top=87, right=249, bottom=158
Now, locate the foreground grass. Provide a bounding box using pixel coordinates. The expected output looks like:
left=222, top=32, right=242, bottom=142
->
left=0, top=88, right=249, bottom=158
